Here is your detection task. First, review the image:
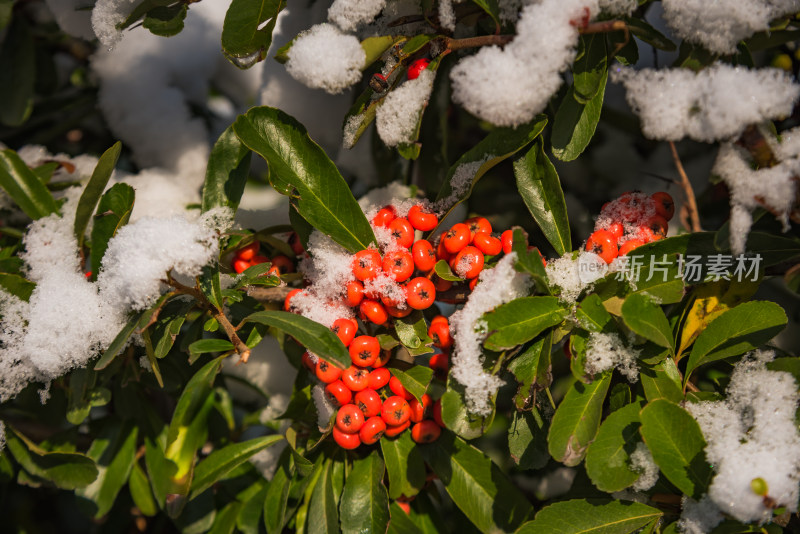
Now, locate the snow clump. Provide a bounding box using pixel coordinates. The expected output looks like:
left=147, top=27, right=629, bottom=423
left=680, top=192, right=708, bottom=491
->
left=328, top=0, right=386, bottom=31
left=376, top=70, right=436, bottom=147
left=585, top=332, right=640, bottom=382
left=286, top=23, right=366, bottom=94
left=546, top=252, right=607, bottom=303
left=630, top=442, right=659, bottom=491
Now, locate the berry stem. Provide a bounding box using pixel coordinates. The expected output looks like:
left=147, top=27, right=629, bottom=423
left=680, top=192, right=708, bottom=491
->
left=668, top=141, right=703, bottom=233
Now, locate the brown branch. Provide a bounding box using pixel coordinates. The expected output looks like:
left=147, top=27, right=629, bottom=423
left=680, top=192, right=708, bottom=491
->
left=445, top=34, right=514, bottom=51
left=247, top=285, right=293, bottom=303
left=736, top=125, right=779, bottom=168
left=668, top=141, right=703, bottom=233
left=580, top=20, right=627, bottom=34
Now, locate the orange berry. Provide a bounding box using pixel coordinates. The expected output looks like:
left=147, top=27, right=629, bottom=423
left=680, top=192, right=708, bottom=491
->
left=433, top=399, right=444, bottom=427
left=407, top=205, right=438, bottom=231
left=368, top=368, right=391, bottom=390
left=442, top=223, right=471, bottom=254
left=472, top=232, right=502, bottom=256
left=359, top=416, right=386, bottom=445
left=465, top=217, right=492, bottom=238
left=233, top=259, right=251, bottom=274
left=331, top=318, right=357, bottom=347
left=408, top=394, right=431, bottom=423
left=407, top=58, right=430, bottom=80
left=284, top=289, right=302, bottom=312
left=270, top=254, right=294, bottom=274
left=585, top=229, right=619, bottom=264
left=412, top=239, right=437, bottom=272
left=349, top=335, right=380, bottom=367
left=651, top=192, right=675, bottom=221
left=372, top=206, right=396, bottom=227
left=342, top=366, right=370, bottom=391
left=411, top=420, right=441, bottom=443
left=352, top=249, right=383, bottom=281
left=428, top=320, right=452, bottom=349
left=332, top=426, right=361, bottom=449
left=236, top=241, right=259, bottom=261
left=354, top=389, right=382, bottom=417
left=345, top=280, right=365, bottom=307
left=360, top=299, right=389, bottom=326
left=644, top=214, right=669, bottom=239
left=316, top=360, right=343, bottom=383
left=383, top=249, right=415, bottom=282
left=389, top=218, right=415, bottom=249
left=336, top=404, right=365, bottom=434
left=619, top=238, right=646, bottom=256
left=453, top=245, right=484, bottom=279
left=389, top=375, right=414, bottom=400
left=405, top=277, right=436, bottom=309
left=325, top=380, right=352, bottom=407
left=381, top=396, right=411, bottom=426
left=384, top=420, right=411, bottom=438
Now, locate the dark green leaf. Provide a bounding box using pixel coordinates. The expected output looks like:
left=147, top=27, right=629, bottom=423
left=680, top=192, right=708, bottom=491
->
left=585, top=401, right=645, bottom=492
left=514, top=139, right=572, bottom=255
left=117, top=0, right=173, bottom=30
left=238, top=481, right=268, bottom=534
left=640, top=360, right=683, bottom=404
left=389, top=364, right=433, bottom=402
left=576, top=294, right=613, bottom=333
left=639, top=399, right=712, bottom=499
left=74, top=142, right=121, bottom=248
left=380, top=430, right=426, bottom=500
left=551, top=70, right=607, bottom=162
left=129, top=462, right=158, bottom=517
left=440, top=378, right=496, bottom=440
left=142, top=4, right=187, bottom=37
left=621, top=293, right=674, bottom=351
left=511, top=228, right=550, bottom=293
left=684, top=301, right=787, bottom=382
left=199, top=264, right=223, bottom=311
left=573, top=34, right=608, bottom=104
left=95, top=309, right=146, bottom=370
left=387, top=502, right=424, bottom=534
left=151, top=298, right=195, bottom=359
left=0, top=17, right=34, bottom=126
left=340, top=451, right=390, bottom=534
left=189, top=338, right=235, bottom=355
left=0, top=0, right=12, bottom=31
left=90, top=183, right=135, bottom=278
left=307, top=460, right=339, bottom=534
left=508, top=409, right=549, bottom=470
left=0, top=272, right=35, bottom=301
left=470, top=0, right=500, bottom=26
left=202, top=125, right=252, bottom=212
left=209, top=501, right=241, bottom=534
left=245, top=310, right=350, bottom=369
left=5, top=429, right=98, bottom=490
left=548, top=373, right=611, bottom=466
left=484, top=296, right=568, bottom=351
left=222, top=0, right=285, bottom=64
left=421, top=433, right=532, bottom=533
left=516, top=499, right=662, bottom=533
left=190, top=435, right=283, bottom=498
left=233, top=107, right=376, bottom=252
left=0, top=150, right=59, bottom=219
left=507, top=333, right=553, bottom=410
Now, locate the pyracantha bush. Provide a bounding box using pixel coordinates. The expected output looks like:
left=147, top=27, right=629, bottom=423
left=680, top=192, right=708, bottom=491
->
left=1, top=0, right=800, bottom=533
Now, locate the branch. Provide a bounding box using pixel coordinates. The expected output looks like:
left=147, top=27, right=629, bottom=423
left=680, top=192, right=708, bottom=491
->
left=247, top=285, right=293, bottom=303
left=668, top=141, right=702, bottom=233
left=735, top=125, right=779, bottom=168
left=443, top=21, right=626, bottom=52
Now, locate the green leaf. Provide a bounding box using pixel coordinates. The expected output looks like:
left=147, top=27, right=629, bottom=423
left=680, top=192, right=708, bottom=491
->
left=434, top=115, right=548, bottom=221
left=625, top=17, right=676, bottom=52
left=573, top=34, right=608, bottom=104
left=434, top=259, right=463, bottom=281
left=222, top=0, right=285, bottom=65
left=516, top=499, right=663, bottom=534
left=0, top=17, right=34, bottom=126
left=245, top=310, right=351, bottom=369
left=151, top=298, right=195, bottom=359
left=388, top=364, right=433, bottom=402
left=117, top=0, right=173, bottom=30
left=470, top=0, right=500, bottom=26
left=189, top=338, right=235, bottom=355
left=630, top=254, right=685, bottom=305
left=395, top=311, right=434, bottom=350
left=90, top=183, right=135, bottom=278
left=307, top=459, right=339, bottom=534
left=5, top=429, right=98, bottom=490
left=339, top=451, right=390, bottom=534
left=233, top=107, right=376, bottom=253
left=508, top=409, right=549, bottom=470
left=202, top=125, right=252, bottom=212
left=551, top=69, right=608, bottom=162
left=640, top=360, right=683, bottom=404
left=421, top=433, right=533, bottom=533
left=684, top=301, right=787, bottom=382
left=387, top=502, right=424, bottom=534
left=129, top=462, right=158, bottom=517
left=77, top=421, right=139, bottom=518
left=547, top=373, right=611, bottom=466
left=74, top=142, right=122, bottom=248
left=95, top=309, right=147, bottom=370
left=585, top=401, right=645, bottom=493
left=621, top=293, right=674, bottom=351
left=209, top=501, right=242, bottom=534
left=238, top=481, right=268, bottom=534
left=511, top=228, right=550, bottom=293
left=440, top=377, right=496, bottom=440
left=380, top=430, right=426, bottom=499
left=0, top=150, right=59, bottom=220
left=142, top=4, right=187, bottom=37
left=507, top=333, right=553, bottom=410
left=190, top=435, right=283, bottom=498
left=0, top=272, right=35, bottom=301
left=263, top=449, right=292, bottom=534
left=484, top=296, right=568, bottom=351
left=639, top=399, right=712, bottom=499
left=361, top=35, right=402, bottom=68
left=514, top=139, right=572, bottom=255
left=576, top=294, right=613, bottom=333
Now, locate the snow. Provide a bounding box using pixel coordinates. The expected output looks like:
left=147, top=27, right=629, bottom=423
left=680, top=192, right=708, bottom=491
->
left=357, top=182, right=418, bottom=221
left=661, top=0, right=800, bottom=55
left=630, top=442, right=658, bottom=491
left=449, top=254, right=532, bottom=415
left=546, top=252, right=607, bottom=303
left=328, top=0, right=386, bottom=31
left=433, top=158, right=488, bottom=213
left=687, top=351, right=800, bottom=524
left=612, top=65, right=800, bottom=143
left=599, top=0, right=637, bottom=15
left=450, top=0, right=599, bottom=126
left=439, top=0, right=457, bottom=31
left=312, top=384, right=336, bottom=428
left=678, top=496, right=724, bottom=534
left=91, top=0, right=139, bottom=47
left=585, top=332, right=640, bottom=381
left=712, top=133, right=800, bottom=255
left=286, top=23, right=365, bottom=95
left=376, top=70, right=436, bottom=147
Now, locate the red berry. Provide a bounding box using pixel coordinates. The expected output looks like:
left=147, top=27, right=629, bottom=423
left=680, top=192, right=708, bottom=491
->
left=433, top=275, right=452, bottom=292
left=407, top=58, right=430, bottom=80
left=384, top=420, right=411, bottom=438
left=644, top=214, right=669, bottom=239
left=389, top=218, right=415, bottom=249
left=288, top=232, right=304, bottom=255
left=429, top=352, right=449, bottom=374
left=373, top=349, right=392, bottom=368
left=385, top=304, right=412, bottom=318
left=397, top=501, right=411, bottom=514
left=345, top=280, right=365, bottom=307
left=585, top=229, right=619, bottom=264
left=237, top=241, right=259, bottom=261
left=284, top=288, right=303, bottom=312
left=302, top=351, right=316, bottom=371
left=270, top=254, right=294, bottom=274
left=359, top=416, right=386, bottom=445
left=382, top=250, right=415, bottom=282
left=352, top=249, right=383, bottom=281
left=607, top=222, right=624, bottom=241
left=442, top=223, right=471, bottom=254
left=332, top=318, right=357, bottom=347
left=336, top=404, right=365, bottom=433
left=408, top=394, right=431, bottom=423
left=325, top=380, right=352, bottom=407
left=469, top=277, right=479, bottom=291
left=389, top=375, right=414, bottom=400
left=360, top=299, right=389, bottom=326
left=431, top=315, right=448, bottom=327
left=368, top=367, right=391, bottom=389
left=233, top=259, right=251, bottom=274
left=412, top=239, right=437, bottom=272
left=619, top=238, right=646, bottom=256
left=465, top=217, right=492, bottom=238
left=342, top=366, right=370, bottom=391
left=354, top=389, right=382, bottom=417
left=316, top=360, right=343, bottom=383
left=436, top=238, right=452, bottom=262
left=405, top=277, right=436, bottom=310
left=472, top=232, right=502, bottom=256
left=501, top=230, right=514, bottom=254
left=381, top=396, right=411, bottom=426
left=407, top=205, right=438, bottom=231
left=332, top=426, right=361, bottom=449
left=453, top=246, right=484, bottom=279
left=411, top=420, right=442, bottom=443
left=428, top=320, right=452, bottom=349
left=349, top=336, right=381, bottom=367
left=651, top=192, right=675, bottom=221
left=433, top=399, right=444, bottom=427
left=372, top=206, right=396, bottom=227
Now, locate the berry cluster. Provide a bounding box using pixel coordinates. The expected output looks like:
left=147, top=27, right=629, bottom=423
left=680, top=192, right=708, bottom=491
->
left=230, top=234, right=303, bottom=275
left=585, top=191, right=675, bottom=264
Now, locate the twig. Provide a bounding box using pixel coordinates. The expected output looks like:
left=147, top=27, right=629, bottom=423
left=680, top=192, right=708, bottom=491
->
left=580, top=20, right=627, bottom=34
left=668, top=141, right=702, bottom=232
left=247, top=285, right=293, bottom=303
left=138, top=290, right=177, bottom=333
left=443, top=21, right=626, bottom=52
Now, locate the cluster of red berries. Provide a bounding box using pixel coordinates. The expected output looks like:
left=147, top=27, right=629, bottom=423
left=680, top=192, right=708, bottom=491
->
left=230, top=234, right=303, bottom=275
left=585, top=191, right=675, bottom=264
left=299, top=316, right=446, bottom=449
